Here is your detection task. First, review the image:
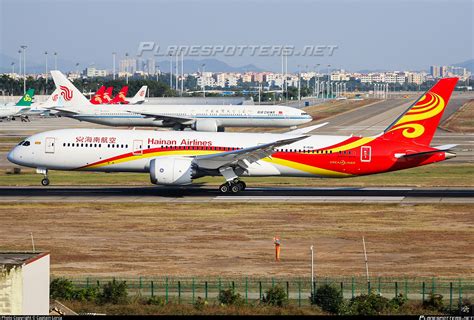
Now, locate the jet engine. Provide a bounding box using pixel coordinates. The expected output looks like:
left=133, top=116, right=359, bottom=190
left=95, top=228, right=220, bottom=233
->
left=149, top=157, right=195, bottom=185
left=191, top=119, right=218, bottom=132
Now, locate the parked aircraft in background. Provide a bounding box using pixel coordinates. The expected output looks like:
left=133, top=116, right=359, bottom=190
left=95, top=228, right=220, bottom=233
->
left=110, top=86, right=129, bottom=104
left=8, top=78, right=458, bottom=193
left=0, top=89, right=35, bottom=120
left=49, top=71, right=312, bottom=131
left=90, top=86, right=106, bottom=104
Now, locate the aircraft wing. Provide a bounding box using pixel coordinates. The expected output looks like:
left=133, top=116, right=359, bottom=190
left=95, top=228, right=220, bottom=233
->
left=286, top=122, right=328, bottom=135
left=47, top=107, right=80, bottom=115
left=129, top=110, right=194, bottom=124
left=193, top=135, right=309, bottom=170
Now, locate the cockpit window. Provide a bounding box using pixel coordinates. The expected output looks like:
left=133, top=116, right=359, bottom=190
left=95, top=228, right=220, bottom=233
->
left=17, top=141, right=25, bottom=146
left=301, top=112, right=309, bottom=115
left=22, top=141, right=30, bottom=146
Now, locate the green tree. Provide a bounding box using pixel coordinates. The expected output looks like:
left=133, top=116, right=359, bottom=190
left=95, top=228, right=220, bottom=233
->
left=98, top=279, right=128, bottom=305
left=310, top=284, right=344, bottom=314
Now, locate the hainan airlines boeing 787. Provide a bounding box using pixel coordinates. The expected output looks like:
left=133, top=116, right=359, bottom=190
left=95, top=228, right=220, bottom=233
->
left=8, top=78, right=458, bottom=193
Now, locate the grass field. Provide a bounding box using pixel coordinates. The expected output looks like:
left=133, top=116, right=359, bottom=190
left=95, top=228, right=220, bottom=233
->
left=0, top=202, right=472, bottom=278
left=1, top=163, right=473, bottom=187
left=442, top=100, right=474, bottom=133
left=228, top=99, right=380, bottom=133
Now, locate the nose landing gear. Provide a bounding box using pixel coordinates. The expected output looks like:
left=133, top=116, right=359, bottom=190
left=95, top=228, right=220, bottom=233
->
left=41, top=178, right=50, bottom=186
left=37, top=168, right=50, bottom=186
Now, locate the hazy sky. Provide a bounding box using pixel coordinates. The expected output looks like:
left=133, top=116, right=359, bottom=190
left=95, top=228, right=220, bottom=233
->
left=1, top=0, right=472, bottom=72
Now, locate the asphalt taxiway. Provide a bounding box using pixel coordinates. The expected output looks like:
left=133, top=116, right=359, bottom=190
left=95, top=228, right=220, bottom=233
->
left=0, top=186, right=472, bottom=203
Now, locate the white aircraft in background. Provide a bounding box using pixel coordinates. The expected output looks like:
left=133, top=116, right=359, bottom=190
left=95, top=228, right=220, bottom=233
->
left=7, top=78, right=459, bottom=193
left=0, top=89, right=35, bottom=120
left=23, top=88, right=62, bottom=117
left=49, top=70, right=312, bottom=132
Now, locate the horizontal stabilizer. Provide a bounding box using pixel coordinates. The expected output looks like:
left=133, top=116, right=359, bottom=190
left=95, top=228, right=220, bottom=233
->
left=433, top=144, right=458, bottom=151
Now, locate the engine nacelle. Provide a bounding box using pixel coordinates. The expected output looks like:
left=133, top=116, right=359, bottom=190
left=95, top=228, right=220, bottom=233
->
left=192, top=119, right=218, bottom=132
left=149, top=157, right=194, bottom=185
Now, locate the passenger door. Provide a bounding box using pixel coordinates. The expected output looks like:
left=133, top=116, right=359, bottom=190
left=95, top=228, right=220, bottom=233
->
left=45, top=137, right=55, bottom=154
left=133, top=140, right=143, bottom=156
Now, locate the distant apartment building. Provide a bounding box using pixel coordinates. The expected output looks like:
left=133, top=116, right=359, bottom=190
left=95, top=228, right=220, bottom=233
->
left=120, top=58, right=138, bottom=75
left=197, top=72, right=216, bottom=88
left=406, top=72, right=426, bottom=85
left=264, top=73, right=283, bottom=87
left=430, top=65, right=470, bottom=80
left=138, top=58, right=156, bottom=75
left=253, top=72, right=266, bottom=83
left=85, top=67, right=107, bottom=78
left=242, top=73, right=253, bottom=83
left=330, top=72, right=351, bottom=81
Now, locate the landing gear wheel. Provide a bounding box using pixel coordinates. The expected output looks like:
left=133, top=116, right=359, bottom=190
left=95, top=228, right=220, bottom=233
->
left=230, top=184, right=241, bottom=193
left=237, top=181, right=246, bottom=191
left=219, top=183, right=230, bottom=193
left=41, top=178, right=50, bottom=186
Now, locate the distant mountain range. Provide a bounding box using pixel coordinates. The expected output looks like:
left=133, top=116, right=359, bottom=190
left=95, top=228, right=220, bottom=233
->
left=0, top=52, right=472, bottom=75
left=0, top=54, right=264, bottom=74
left=453, top=59, right=474, bottom=73
left=156, top=58, right=264, bottom=73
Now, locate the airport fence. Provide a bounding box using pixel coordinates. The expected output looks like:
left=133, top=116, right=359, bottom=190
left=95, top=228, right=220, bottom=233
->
left=62, top=276, right=474, bottom=308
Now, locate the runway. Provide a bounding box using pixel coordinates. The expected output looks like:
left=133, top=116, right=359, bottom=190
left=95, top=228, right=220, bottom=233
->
left=0, top=186, right=472, bottom=203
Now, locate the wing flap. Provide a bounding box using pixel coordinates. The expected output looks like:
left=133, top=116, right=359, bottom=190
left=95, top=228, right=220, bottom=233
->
left=193, top=135, right=309, bottom=170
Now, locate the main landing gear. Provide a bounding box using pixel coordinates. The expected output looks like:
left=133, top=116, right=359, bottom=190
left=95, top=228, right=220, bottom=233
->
left=37, top=168, right=50, bottom=186
left=219, top=179, right=246, bottom=193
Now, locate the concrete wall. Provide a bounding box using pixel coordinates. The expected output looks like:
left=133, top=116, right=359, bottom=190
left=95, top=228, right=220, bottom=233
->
left=22, top=254, right=50, bottom=315
left=0, top=266, right=23, bottom=315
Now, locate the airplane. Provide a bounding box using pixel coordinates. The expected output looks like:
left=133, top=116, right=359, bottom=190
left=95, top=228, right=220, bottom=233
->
left=90, top=86, right=106, bottom=104
left=0, top=89, right=35, bottom=121
left=23, top=88, right=60, bottom=117
left=8, top=78, right=459, bottom=193
left=48, top=70, right=312, bottom=131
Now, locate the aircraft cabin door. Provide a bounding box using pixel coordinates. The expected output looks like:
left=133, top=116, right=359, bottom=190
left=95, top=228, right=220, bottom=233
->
left=45, top=137, right=55, bottom=154
left=133, top=140, right=143, bottom=156
left=360, top=146, right=371, bottom=162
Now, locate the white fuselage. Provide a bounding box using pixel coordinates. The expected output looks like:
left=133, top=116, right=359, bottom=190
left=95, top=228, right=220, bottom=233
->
left=59, top=104, right=312, bottom=128
left=8, top=128, right=348, bottom=178
left=0, top=105, right=25, bottom=118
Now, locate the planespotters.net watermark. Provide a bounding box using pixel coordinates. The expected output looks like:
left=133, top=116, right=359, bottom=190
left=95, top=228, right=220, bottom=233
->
left=136, top=42, right=338, bottom=57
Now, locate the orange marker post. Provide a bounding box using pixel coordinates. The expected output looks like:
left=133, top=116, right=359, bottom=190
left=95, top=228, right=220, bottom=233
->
left=274, top=236, right=281, bottom=262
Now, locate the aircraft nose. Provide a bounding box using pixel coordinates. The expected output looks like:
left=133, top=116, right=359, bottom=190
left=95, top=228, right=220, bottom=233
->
left=7, top=147, right=20, bottom=165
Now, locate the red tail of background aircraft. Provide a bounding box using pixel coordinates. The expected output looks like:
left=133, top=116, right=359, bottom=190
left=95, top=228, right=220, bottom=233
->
left=110, top=86, right=129, bottom=104
left=102, top=87, right=113, bottom=103
left=89, top=86, right=106, bottom=104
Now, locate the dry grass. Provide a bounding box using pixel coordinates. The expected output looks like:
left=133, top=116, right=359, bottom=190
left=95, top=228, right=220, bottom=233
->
left=227, top=99, right=380, bottom=133
left=441, top=100, right=474, bottom=133
left=0, top=202, right=472, bottom=278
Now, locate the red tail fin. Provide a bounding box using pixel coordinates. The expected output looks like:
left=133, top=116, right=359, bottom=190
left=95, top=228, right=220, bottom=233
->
left=102, top=87, right=113, bottom=103
left=90, top=86, right=105, bottom=104
left=382, top=77, right=458, bottom=146
left=110, top=86, right=129, bottom=104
